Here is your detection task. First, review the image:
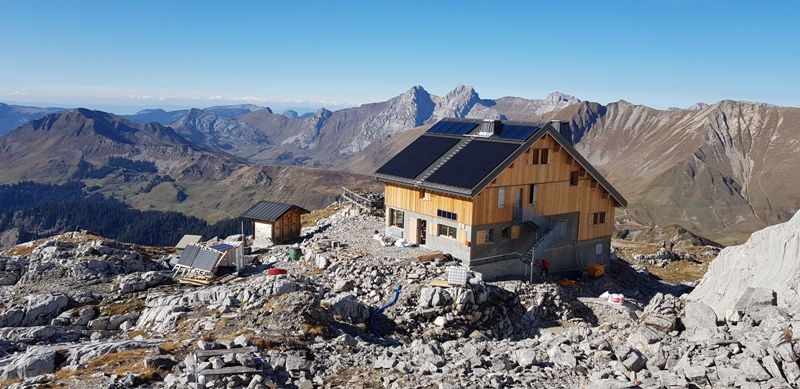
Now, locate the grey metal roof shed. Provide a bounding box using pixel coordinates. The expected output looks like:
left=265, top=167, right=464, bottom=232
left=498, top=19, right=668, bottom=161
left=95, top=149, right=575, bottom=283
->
left=241, top=201, right=309, bottom=222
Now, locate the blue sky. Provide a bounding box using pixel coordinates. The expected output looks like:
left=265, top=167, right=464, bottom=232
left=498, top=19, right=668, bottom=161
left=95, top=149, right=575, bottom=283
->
left=1, top=1, right=798, bottom=114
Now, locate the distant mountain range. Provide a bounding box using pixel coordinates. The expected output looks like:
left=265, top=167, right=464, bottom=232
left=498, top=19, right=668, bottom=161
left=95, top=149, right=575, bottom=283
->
left=1, top=85, right=798, bottom=245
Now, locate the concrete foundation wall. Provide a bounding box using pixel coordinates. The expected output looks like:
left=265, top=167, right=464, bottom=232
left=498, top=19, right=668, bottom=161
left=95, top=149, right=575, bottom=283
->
left=385, top=207, right=611, bottom=280
left=385, top=208, right=472, bottom=259
left=468, top=257, right=528, bottom=281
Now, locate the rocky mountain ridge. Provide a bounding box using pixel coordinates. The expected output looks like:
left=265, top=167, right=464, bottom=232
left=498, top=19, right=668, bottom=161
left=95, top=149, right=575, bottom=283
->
left=0, top=103, right=67, bottom=136
left=541, top=99, right=800, bottom=244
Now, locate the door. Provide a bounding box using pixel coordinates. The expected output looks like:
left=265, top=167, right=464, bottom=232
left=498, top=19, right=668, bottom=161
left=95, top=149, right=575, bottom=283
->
left=418, top=219, right=427, bottom=245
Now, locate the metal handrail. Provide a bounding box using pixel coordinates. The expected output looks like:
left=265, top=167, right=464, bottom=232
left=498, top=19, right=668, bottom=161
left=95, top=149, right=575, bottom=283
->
left=513, top=205, right=548, bottom=225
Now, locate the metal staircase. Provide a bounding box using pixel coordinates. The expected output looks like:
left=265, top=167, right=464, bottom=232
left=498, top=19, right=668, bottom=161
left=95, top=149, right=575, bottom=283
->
left=513, top=206, right=567, bottom=283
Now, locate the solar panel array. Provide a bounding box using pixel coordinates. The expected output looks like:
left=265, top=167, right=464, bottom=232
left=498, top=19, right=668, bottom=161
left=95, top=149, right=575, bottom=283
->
left=192, top=248, right=223, bottom=272
left=375, top=135, right=461, bottom=179
left=426, top=120, right=479, bottom=135
left=177, top=245, right=200, bottom=266
left=499, top=123, right=541, bottom=141
left=176, top=244, right=223, bottom=272
left=425, top=140, right=519, bottom=189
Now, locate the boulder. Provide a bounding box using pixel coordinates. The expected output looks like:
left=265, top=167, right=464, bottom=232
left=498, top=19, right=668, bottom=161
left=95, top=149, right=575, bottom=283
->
left=689, top=212, right=800, bottom=317
left=0, top=294, right=70, bottom=327
left=0, top=271, right=19, bottom=286
left=682, top=301, right=718, bottom=329
left=0, top=347, right=56, bottom=380
left=322, top=294, right=370, bottom=323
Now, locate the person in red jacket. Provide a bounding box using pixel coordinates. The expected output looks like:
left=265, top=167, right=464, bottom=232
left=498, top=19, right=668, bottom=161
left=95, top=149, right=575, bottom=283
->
left=540, top=259, right=550, bottom=279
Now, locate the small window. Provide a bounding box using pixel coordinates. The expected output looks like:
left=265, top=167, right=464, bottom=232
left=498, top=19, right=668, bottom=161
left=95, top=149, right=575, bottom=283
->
left=438, top=224, right=457, bottom=239
left=592, top=212, right=607, bottom=225
left=570, top=171, right=579, bottom=186
left=498, top=187, right=505, bottom=208
left=501, top=226, right=510, bottom=238
left=529, top=184, right=537, bottom=204
left=390, top=209, right=404, bottom=228
left=485, top=229, right=493, bottom=243
left=437, top=209, right=457, bottom=221
left=532, top=148, right=549, bottom=165
left=596, top=243, right=603, bottom=255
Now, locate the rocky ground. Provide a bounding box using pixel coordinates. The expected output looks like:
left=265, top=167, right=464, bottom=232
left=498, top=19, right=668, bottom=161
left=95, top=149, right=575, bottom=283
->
left=0, top=203, right=798, bottom=388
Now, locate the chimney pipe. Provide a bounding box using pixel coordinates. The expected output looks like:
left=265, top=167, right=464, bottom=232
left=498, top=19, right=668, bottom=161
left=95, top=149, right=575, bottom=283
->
left=480, top=119, right=501, bottom=137
left=551, top=120, right=573, bottom=146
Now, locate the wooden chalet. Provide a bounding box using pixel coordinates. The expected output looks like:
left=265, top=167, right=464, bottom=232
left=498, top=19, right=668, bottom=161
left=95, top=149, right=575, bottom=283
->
left=374, top=118, right=627, bottom=280
left=242, top=201, right=309, bottom=247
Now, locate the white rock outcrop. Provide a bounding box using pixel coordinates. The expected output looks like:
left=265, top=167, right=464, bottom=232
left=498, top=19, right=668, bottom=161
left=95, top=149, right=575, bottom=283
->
left=689, top=211, right=800, bottom=316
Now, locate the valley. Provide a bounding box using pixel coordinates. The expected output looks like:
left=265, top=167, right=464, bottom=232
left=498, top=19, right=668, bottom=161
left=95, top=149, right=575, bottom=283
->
left=1, top=85, right=799, bottom=248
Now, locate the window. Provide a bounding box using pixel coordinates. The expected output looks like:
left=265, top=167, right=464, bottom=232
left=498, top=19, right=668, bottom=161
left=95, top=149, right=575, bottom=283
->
left=498, top=187, right=505, bottom=208
left=501, top=226, right=510, bottom=238
left=529, top=184, right=537, bottom=204
left=570, top=171, right=579, bottom=186
left=485, top=229, right=493, bottom=243
left=436, top=209, right=457, bottom=221
left=592, top=212, right=607, bottom=225
left=390, top=209, right=404, bottom=228
left=532, top=148, right=549, bottom=165
left=596, top=243, right=603, bottom=255
left=438, top=224, right=457, bottom=239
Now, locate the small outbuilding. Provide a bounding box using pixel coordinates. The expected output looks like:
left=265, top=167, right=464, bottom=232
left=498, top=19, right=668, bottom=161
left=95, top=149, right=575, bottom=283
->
left=242, top=201, right=309, bottom=247
left=175, top=234, right=203, bottom=255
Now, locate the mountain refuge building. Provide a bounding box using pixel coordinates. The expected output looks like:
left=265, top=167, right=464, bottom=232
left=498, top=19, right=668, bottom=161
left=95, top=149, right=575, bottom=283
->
left=374, top=118, right=627, bottom=280
left=242, top=201, right=309, bottom=247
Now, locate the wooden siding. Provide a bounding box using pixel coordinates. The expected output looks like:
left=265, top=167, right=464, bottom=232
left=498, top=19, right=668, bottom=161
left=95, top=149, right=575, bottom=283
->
left=474, top=134, right=616, bottom=240
left=271, top=208, right=303, bottom=242
left=384, top=183, right=474, bottom=225
left=383, top=133, right=618, bottom=242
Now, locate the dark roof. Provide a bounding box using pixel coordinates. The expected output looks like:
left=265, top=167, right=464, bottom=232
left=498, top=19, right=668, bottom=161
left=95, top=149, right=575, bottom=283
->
left=374, top=136, right=461, bottom=179
left=374, top=118, right=627, bottom=207
left=425, top=140, right=519, bottom=189
left=241, top=201, right=309, bottom=222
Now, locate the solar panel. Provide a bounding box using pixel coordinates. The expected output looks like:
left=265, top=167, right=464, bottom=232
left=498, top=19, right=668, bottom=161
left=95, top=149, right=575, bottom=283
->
left=192, top=248, right=223, bottom=272
left=426, top=120, right=479, bottom=135
left=177, top=245, right=200, bottom=266
left=375, top=135, right=461, bottom=179
left=210, top=243, right=233, bottom=251
left=499, top=123, right=541, bottom=141
left=425, top=140, right=520, bottom=189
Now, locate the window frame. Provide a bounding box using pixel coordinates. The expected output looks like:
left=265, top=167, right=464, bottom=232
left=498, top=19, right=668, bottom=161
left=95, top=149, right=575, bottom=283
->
left=570, top=171, right=579, bottom=186
left=592, top=211, right=607, bottom=225
left=390, top=208, right=405, bottom=228
left=437, top=224, right=457, bottom=239
left=532, top=148, right=549, bottom=165
left=498, top=187, right=505, bottom=208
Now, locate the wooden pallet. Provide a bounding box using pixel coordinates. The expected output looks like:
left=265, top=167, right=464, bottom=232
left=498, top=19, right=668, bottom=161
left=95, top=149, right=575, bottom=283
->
left=338, top=249, right=367, bottom=260
left=415, top=251, right=444, bottom=262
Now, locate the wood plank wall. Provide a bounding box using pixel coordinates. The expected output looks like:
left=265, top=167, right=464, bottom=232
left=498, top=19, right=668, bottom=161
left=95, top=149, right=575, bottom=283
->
left=475, top=134, right=617, bottom=240
left=274, top=208, right=303, bottom=241
left=384, top=183, right=474, bottom=225
left=383, top=133, right=618, bottom=242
